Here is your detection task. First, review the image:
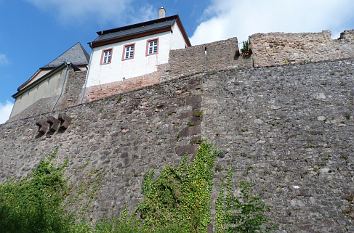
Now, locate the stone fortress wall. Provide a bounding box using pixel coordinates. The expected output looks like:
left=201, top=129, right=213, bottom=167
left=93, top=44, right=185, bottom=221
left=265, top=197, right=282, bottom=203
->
left=1, top=30, right=354, bottom=232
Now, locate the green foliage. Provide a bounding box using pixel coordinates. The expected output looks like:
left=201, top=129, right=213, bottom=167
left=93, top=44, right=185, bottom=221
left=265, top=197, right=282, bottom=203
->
left=0, top=143, right=275, bottom=233
left=216, top=170, right=274, bottom=233
left=240, top=41, right=252, bottom=57
left=0, top=149, right=71, bottom=233
left=193, top=110, right=203, bottom=117
left=137, top=142, right=218, bottom=233
left=94, top=211, right=144, bottom=233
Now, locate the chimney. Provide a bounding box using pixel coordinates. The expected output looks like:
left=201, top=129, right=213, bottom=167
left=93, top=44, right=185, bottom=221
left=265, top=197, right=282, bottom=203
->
left=158, top=7, right=166, bottom=19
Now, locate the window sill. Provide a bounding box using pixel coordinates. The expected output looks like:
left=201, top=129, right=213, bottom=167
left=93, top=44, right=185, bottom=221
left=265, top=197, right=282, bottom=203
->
left=146, top=53, right=158, bottom=56
left=122, top=57, right=134, bottom=61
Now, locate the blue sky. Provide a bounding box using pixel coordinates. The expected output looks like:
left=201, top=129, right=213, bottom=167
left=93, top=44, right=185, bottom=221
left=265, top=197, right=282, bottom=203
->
left=1, top=0, right=354, bottom=123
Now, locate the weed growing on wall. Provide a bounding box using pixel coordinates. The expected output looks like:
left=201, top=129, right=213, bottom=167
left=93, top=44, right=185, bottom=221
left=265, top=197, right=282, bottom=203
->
left=240, top=41, right=252, bottom=58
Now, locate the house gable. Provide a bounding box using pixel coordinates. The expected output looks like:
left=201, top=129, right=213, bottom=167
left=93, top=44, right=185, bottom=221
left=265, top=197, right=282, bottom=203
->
left=16, top=43, right=89, bottom=93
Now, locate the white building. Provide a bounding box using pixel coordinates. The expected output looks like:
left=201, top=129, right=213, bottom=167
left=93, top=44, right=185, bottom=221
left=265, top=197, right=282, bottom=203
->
left=86, top=8, right=191, bottom=88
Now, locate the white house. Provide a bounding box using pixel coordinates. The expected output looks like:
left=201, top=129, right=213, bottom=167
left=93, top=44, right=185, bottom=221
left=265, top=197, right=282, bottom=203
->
left=85, top=8, right=191, bottom=89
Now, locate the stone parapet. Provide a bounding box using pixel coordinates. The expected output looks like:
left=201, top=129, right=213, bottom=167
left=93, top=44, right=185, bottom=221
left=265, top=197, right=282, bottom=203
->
left=164, top=38, right=253, bottom=81
left=250, top=30, right=354, bottom=67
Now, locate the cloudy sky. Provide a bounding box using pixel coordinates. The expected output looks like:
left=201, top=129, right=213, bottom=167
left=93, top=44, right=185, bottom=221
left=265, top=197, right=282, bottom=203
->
left=1, top=0, right=354, bottom=123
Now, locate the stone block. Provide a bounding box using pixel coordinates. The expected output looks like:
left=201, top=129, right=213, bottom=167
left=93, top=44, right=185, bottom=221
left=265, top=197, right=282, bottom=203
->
left=47, top=116, right=60, bottom=134
left=175, top=144, right=198, bottom=156
left=186, top=95, right=202, bottom=109
left=35, top=119, right=49, bottom=136
left=58, top=113, right=72, bottom=131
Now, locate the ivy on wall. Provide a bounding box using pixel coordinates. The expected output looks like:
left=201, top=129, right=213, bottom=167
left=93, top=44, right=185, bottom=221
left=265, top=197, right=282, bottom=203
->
left=0, top=143, right=274, bottom=233
left=137, top=142, right=218, bottom=232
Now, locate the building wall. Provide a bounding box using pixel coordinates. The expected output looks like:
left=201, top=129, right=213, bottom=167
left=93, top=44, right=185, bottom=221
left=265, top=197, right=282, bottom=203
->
left=86, top=23, right=187, bottom=88
left=1, top=58, right=353, bottom=232
left=10, top=68, right=67, bottom=118
left=170, top=22, right=187, bottom=50
left=84, top=64, right=168, bottom=102
left=24, top=69, right=52, bottom=88
left=9, top=68, right=87, bottom=121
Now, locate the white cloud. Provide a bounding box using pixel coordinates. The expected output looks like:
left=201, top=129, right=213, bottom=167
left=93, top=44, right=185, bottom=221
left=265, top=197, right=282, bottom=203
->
left=0, top=101, right=13, bottom=124
left=131, top=4, right=155, bottom=24
left=0, top=54, right=9, bottom=65
left=191, top=0, right=354, bottom=45
left=26, top=0, right=134, bottom=23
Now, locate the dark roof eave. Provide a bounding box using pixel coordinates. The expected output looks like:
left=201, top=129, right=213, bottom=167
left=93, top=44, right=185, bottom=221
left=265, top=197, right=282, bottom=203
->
left=175, top=15, right=191, bottom=47
left=39, top=63, right=87, bottom=70
left=90, top=26, right=172, bottom=48
left=13, top=63, right=68, bottom=99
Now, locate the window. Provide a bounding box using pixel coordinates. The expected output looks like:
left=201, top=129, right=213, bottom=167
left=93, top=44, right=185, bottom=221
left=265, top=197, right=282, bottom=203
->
left=123, top=44, right=135, bottom=60
left=101, top=49, right=113, bottom=64
left=146, top=39, right=158, bottom=55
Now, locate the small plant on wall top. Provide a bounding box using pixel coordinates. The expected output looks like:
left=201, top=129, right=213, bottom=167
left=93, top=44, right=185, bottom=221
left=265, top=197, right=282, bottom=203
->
left=241, top=40, right=252, bottom=58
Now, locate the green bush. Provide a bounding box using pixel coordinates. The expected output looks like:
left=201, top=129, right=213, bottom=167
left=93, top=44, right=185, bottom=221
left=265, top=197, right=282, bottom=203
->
left=0, top=150, right=71, bottom=233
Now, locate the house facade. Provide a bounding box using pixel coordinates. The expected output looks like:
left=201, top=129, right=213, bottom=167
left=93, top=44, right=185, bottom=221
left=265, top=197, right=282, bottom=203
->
left=85, top=9, right=191, bottom=90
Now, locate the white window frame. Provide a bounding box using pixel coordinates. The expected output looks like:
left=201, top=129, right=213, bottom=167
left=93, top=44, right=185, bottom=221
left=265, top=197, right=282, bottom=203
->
left=123, top=44, right=135, bottom=60
left=146, top=39, right=158, bottom=56
left=101, top=49, right=113, bottom=64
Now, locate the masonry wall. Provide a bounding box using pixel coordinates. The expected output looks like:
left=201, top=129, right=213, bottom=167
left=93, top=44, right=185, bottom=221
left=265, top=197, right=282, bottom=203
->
left=250, top=30, right=354, bottom=67
left=56, top=69, right=87, bottom=109
left=163, top=38, right=253, bottom=81
left=202, top=59, right=354, bottom=232
left=0, top=75, right=203, bottom=221
left=1, top=58, right=353, bottom=232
